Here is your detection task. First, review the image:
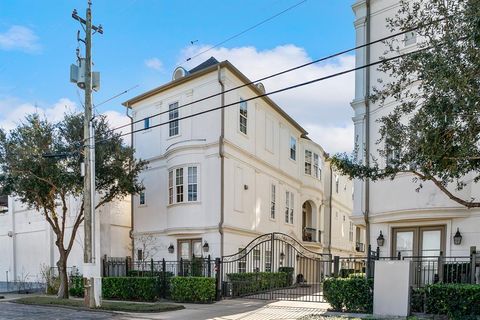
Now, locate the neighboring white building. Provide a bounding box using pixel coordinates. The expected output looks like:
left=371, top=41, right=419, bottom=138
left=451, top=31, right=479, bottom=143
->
left=0, top=196, right=131, bottom=286
left=123, top=57, right=364, bottom=260
left=352, top=0, right=480, bottom=258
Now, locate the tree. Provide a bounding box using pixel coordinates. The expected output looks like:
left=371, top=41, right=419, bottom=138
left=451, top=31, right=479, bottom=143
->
left=0, top=113, right=147, bottom=298
left=332, top=0, right=480, bottom=208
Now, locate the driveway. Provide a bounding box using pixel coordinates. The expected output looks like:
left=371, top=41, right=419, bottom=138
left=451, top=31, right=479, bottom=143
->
left=0, top=299, right=331, bottom=320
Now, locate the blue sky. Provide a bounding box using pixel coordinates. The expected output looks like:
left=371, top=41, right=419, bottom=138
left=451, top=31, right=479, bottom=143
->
left=0, top=0, right=356, bottom=153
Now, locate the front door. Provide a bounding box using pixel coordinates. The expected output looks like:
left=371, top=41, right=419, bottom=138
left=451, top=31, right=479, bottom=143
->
left=178, top=239, right=202, bottom=260
left=392, top=226, right=445, bottom=286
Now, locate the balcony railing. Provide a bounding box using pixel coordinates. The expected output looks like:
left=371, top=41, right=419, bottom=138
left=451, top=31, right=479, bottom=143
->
left=355, top=242, right=365, bottom=252
left=302, top=227, right=320, bottom=243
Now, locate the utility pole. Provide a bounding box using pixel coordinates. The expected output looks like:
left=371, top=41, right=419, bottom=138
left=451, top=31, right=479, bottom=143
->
left=71, top=0, right=102, bottom=308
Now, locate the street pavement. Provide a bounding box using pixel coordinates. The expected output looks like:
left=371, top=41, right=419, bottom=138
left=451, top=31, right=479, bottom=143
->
left=0, top=298, right=337, bottom=320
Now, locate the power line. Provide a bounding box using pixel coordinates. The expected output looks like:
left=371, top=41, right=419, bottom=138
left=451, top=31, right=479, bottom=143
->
left=183, top=0, right=308, bottom=64
left=105, top=20, right=442, bottom=136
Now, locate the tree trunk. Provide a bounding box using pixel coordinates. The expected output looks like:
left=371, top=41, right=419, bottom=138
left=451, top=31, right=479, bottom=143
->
left=56, top=255, right=69, bottom=299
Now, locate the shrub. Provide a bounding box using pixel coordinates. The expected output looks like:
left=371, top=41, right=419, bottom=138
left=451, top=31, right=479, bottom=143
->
left=323, top=277, right=373, bottom=313
left=411, top=287, right=425, bottom=313
left=227, top=272, right=287, bottom=297
left=170, top=277, right=215, bottom=303
left=424, top=283, right=480, bottom=319
left=69, top=276, right=84, bottom=297
left=339, top=268, right=355, bottom=278
left=278, top=267, right=294, bottom=286
left=102, top=277, right=159, bottom=301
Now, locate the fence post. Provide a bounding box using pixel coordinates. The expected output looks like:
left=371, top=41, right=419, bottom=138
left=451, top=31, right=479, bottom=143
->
left=215, top=258, right=221, bottom=301
left=162, top=258, right=166, bottom=299
left=125, top=256, right=129, bottom=276
left=150, top=258, right=154, bottom=276
left=397, top=251, right=401, bottom=261
left=470, top=246, right=477, bottom=284
left=333, top=256, right=339, bottom=278
left=376, top=246, right=380, bottom=259
left=102, top=255, right=106, bottom=277
left=366, top=245, right=372, bottom=278
left=208, top=255, right=212, bottom=277
left=437, top=251, right=444, bottom=283
left=179, top=258, right=184, bottom=276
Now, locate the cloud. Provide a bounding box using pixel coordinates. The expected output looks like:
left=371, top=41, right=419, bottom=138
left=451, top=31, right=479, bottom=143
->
left=145, top=58, right=163, bottom=71
left=0, top=25, right=41, bottom=53
left=178, top=45, right=355, bottom=154
left=102, top=110, right=131, bottom=139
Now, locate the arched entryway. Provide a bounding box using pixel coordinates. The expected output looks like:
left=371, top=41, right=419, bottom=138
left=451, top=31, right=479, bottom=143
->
left=302, top=201, right=318, bottom=242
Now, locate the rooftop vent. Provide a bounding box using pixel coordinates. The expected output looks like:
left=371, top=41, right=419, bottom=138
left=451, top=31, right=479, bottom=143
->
left=255, top=82, right=266, bottom=94
left=172, top=67, right=189, bottom=81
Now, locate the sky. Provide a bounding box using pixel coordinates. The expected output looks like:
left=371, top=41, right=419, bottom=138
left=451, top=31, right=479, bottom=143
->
left=0, top=0, right=356, bottom=154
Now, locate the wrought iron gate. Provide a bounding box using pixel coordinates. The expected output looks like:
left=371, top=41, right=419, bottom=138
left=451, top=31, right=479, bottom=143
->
left=219, top=232, right=332, bottom=302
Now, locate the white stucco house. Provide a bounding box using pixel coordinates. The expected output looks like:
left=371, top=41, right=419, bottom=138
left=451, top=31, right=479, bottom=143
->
left=0, top=195, right=131, bottom=287
left=351, top=0, right=480, bottom=259
left=123, top=57, right=364, bottom=261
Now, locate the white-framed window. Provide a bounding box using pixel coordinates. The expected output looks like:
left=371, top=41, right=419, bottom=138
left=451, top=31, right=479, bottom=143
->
left=335, top=175, right=339, bottom=193
left=238, top=248, right=246, bottom=273
left=285, top=191, right=294, bottom=224
left=176, top=168, right=183, bottom=202
left=168, top=171, right=174, bottom=205
left=188, top=166, right=198, bottom=201
left=290, top=137, right=296, bottom=160
left=144, top=118, right=150, bottom=130
left=386, top=148, right=401, bottom=166
left=139, top=191, right=146, bottom=205
left=404, top=31, right=417, bottom=46
left=169, top=165, right=199, bottom=204
left=304, top=150, right=312, bottom=175
left=265, top=250, right=272, bottom=272
left=270, top=184, right=276, bottom=219
left=314, top=153, right=321, bottom=179
left=239, top=99, right=247, bottom=134
left=349, top=222, right=354, bottom=242
left=169, top=102, right=179, bottom=137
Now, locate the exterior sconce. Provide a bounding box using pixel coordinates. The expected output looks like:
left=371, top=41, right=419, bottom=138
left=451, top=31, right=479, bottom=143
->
left=244, top=184, right=248, bottom=190
left=453, top=228, right=462, bottom=245
left=203, top=241, right=209, bottom=253
left=279, top=252, right=285, bottom=260
left=168, top=244, right=174, bottom=254
left=377, top=231, right=385, bottom=247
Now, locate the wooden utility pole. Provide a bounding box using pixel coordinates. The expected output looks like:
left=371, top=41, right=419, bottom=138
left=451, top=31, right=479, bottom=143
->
left=71, top=0, right=103, bottom=308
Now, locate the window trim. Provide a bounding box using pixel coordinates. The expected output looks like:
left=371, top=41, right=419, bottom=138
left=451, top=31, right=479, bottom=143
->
left=239, top=98, right=248, bottom=135
left=270, top=184, right=276, bottom=220
left=168, top=102, right=180, bottom=137
left=285, top=190, right=294, bottom=224
left=139, top=191, right=146, bottom=206
left=168, top=164, right=200, bottom=205
left=289, top=137, right=297, bottom=161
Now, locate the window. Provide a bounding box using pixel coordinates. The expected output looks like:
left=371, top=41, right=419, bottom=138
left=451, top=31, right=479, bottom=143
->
left=253, top=249, right=261, bottom=271
left=188, top=166, right=198, bottom=201
left=314, top=153, right=321, bottom=179
left=349, top=222, right=354, bottom=242
left=139, top=191, right=146, bottom=205
left=168, top=171, right=174, bottom=204
left=169, top=102, right=179, bottom=137
left=265, top=250, right=272, bottom=272
left=169, top=166, right=199, bottom=204
left=404, top=31, right=417, bottom=46
left=239, top=99, right=247, bottom=134
left=304, top=150, right=312, bottom=175
left=238, top=248, right=246, bottom=273
left=176, top=168, right=183, bottom=202
left=335, top=175, right=339, bottom=193
left=144, top=118, right=150, bottom=129
left=285, top=191, right=294, bottom=224
left=270, top=184, right=276, bottom=219
left=290, top=137, right=296, bottom=160
left=137, top=249, right=143, bottom=261
left=386, top=148, right=401, bottom=166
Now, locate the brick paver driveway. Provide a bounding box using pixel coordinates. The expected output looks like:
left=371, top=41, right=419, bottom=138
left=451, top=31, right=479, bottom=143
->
left=0, top=302, right=124, bottom=320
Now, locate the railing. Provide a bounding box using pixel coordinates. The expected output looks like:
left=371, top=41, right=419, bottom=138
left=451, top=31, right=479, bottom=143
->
left=355, top=242, right=365, bottom=252
left=102, top=255, right=215, bottom=278
left=302, top=227, right=319, bottom=242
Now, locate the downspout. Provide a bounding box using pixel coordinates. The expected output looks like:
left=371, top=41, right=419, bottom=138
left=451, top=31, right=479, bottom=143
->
left=126, top=106, right=135, bottom=259
left=364, top=0, right=371, bottom=250
left=218, top=65, right=225, bottom=257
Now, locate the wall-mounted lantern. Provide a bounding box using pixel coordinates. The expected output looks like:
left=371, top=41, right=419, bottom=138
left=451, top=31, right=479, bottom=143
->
left=377, top=231, right=385, bottom=247
left=280, top=252, right=285, bottom=260
left=203, top=241, right=209, bottom=253
left=168, top=244, right=174, bottom=254
left=453, top=228, right=462, bottom=245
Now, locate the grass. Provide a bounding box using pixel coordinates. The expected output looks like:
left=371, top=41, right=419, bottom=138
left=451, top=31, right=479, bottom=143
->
left=13, top=296, right=185, bottom=313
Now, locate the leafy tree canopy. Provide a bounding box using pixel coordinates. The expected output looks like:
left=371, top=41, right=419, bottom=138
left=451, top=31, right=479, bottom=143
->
left=332, top=0, right=480, bottom=208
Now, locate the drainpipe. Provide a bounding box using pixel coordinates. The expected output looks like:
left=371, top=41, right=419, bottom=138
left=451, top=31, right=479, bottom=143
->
left=217, top=65, right=225, bottom=257
left=126, top=106, right=135, bottom=259
left=327, top=165, right=333, bottom=256
left=364, top=0, right=371, bottom=250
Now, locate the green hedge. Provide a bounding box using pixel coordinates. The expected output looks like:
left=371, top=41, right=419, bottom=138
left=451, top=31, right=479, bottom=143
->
left=227, top=272, right=288, bottom=297
left=278, top=267, right=294, bottom=286
left=424, top=283, right=480, bottom=319
left=102, top=277, right=159, bottom=301
left=323, top=277, right=373, bottom=313
left=69, top=276, right=84, bottom=298
left=170, top=277, right=215, bottom=303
